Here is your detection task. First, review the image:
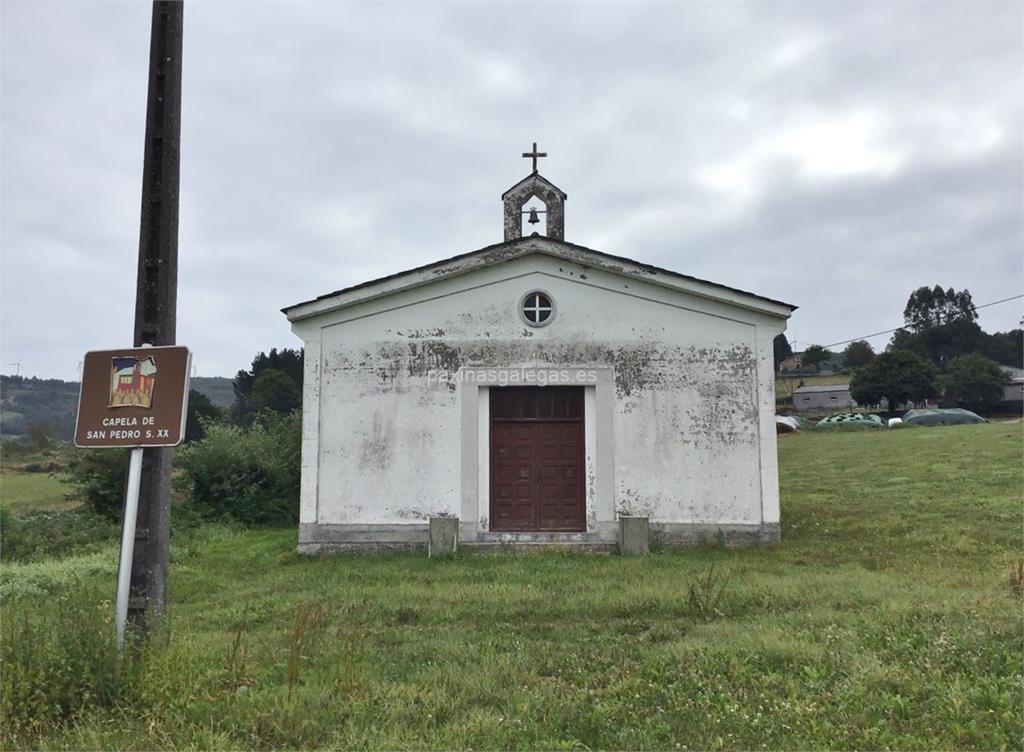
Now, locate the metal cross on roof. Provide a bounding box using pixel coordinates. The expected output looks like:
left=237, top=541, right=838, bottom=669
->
left=522, top=142, right=547, bottom=173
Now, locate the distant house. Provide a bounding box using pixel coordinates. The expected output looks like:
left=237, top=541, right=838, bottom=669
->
left=1003, top=367, right=1024, bottom=403
left=779, top=353, right=803, bottom=372
left=793, top=384, right=856, bottom=412
left=780, top=351, right=845, bottom=376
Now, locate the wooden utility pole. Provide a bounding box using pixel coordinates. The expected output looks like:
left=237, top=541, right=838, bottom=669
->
left=130, top=0, right=183, bottom=632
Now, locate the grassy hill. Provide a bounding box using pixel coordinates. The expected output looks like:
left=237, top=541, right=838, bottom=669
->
left=1, top=421, right=1020, bottom=749
left=0, top=374, right=235, bottom=440
left=190, top=376, right=235, bottom=408
left=0, top=376, right=78, bottom=440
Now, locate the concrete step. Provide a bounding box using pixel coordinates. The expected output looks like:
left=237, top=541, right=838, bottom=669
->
left=459, top=541, right=619, bottom=554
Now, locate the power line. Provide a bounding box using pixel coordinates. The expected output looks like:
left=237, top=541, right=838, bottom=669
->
left=820, top=294, right=1024, bottom=349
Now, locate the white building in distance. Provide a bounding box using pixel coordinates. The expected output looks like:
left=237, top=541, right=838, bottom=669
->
left=792, top=383, right=856, bottom=412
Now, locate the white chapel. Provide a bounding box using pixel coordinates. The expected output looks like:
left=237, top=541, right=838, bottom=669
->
left=283, top=149, right=795, bottom=552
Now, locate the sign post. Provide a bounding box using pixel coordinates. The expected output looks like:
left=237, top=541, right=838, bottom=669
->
left=74, top=345, right=190, bottom=649
left=114, top=448, right=144, bottom=650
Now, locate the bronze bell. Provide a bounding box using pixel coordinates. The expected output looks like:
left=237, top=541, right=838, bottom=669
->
left=527, top=207, right=541, bottom=225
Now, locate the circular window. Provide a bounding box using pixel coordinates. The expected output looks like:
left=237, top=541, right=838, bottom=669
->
left=519, top=290, right=555, bottom=327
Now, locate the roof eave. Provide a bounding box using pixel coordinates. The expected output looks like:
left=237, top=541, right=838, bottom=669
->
left=283, top=237, right=798, bottom=323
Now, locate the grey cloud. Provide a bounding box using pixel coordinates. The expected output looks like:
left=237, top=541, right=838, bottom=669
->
left=2, top=0, right=1021, bottom=379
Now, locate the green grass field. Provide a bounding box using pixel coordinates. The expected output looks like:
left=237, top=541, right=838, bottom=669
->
left=0, top=470, right=79, bottom=515
left=2, top=422, right=1022, bottom=750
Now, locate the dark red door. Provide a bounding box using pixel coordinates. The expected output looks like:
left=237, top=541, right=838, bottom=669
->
left=490, top=387, right=585, bottom=532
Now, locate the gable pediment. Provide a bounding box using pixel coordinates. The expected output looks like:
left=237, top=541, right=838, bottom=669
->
left=283, top=236, right=796, bottom=323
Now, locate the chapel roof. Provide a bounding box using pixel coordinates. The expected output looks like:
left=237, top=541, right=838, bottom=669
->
left=282, top=234, right=797, bottom=321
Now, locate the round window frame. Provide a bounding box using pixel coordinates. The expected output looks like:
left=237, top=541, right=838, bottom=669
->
left=518, top=289, right=556, bottom=328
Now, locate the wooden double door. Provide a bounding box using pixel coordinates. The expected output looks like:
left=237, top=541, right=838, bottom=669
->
left=489, top=386, right=585, bottom=532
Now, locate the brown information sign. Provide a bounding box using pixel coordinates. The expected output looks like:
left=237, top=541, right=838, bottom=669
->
left=75, top=346, right=191, bottom=448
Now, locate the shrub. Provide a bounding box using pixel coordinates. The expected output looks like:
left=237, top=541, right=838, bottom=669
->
left=25, top=422, right=55, bottom=452
left=65, top=448, right=127, bottom=520
left=0, top=438, right=29, bottom=466
left=0, top=586, right=201, bottom=745
left=1, top=587, right=127, bottom=739
left=21, top=460, right=59, bottom=474
left=176, top=410, right=301, bottom=525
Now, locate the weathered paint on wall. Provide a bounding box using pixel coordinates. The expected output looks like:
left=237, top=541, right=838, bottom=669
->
left=290, top=242, right=787, bottom=547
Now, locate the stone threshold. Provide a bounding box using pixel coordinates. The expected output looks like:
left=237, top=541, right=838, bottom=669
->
left=460, top=541, right=618, bottom=554
left=468, top=530, right=616, bottom=544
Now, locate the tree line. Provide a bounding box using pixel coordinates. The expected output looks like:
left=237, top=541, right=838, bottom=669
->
left=776, top=285, right=1022, bottom=413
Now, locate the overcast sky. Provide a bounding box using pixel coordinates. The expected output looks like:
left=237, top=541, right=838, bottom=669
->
left=2, top=1, right=1021, bottom=380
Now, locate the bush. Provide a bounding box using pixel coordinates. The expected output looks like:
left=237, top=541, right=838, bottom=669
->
left=65, top=448, right=128, bottom=520
left=21, top=460, right=59, bottom=474
left=177, top=410, right=301, bottom=525
left=1, top=587, right=125, bottom=739
left=0, top=438, right=29, bottom=465
left=25, top=422, right=56, bottom=452
left=0, top=586, right=201, bottom=745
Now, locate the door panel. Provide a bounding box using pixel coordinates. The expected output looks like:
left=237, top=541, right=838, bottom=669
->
left=490, top=387, right=585, bottom=532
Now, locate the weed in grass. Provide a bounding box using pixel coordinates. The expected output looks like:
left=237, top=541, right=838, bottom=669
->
left=684, top=563, right=731, bottom=620
left=285, top=602, right=329, bottom=703
left=225, top=623, right=250, bottom=692
left=331, top=623, right=364, bottom=697
left=276, top=549, right=305, bottom=566
left=394, top=605, right=420, bottom=625
left=1010, top=559, right=1023, bottom=597
left=0, top=586, right=136, bottom=741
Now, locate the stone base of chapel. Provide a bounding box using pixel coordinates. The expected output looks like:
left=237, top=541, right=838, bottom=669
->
left=296, top=521, right=780, bottom=554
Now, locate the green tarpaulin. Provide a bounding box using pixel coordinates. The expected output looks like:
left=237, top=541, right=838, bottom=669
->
left=902, top=408, right=985, bottom=426
left=816, top=413, right=884, bottom=429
